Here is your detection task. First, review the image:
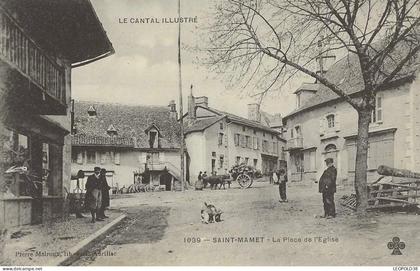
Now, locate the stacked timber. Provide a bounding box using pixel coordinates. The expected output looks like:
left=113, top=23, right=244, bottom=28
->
left=367, top=165, right=420, bottom=211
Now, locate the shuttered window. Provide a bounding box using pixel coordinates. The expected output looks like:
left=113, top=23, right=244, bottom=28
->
left=114, top=152, right=120, bottom=165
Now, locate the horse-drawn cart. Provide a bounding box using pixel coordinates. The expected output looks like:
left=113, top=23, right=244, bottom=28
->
left=230, top=163, right=256, bottom=188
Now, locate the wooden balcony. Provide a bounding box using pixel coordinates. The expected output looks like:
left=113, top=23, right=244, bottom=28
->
left=0, top=8, right=67, bottom=114
left=286, top=137, right=304, bottom=150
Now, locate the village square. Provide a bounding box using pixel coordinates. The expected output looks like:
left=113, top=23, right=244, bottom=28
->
left=0, top=0, right=420, bottom=267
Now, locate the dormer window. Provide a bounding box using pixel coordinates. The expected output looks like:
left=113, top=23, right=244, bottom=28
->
left=87, top=105, right=97, bottom=117
left=107, top=124, right=117, bottom=136
left=149, top=131, right=157, bottom=148
left=145, top=124, right=161, bottom=149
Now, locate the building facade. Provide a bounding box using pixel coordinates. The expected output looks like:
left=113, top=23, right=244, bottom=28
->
left=184, top=95, right=286, bottom=184
left=0, top=0, right=113, bottom=227
left=71, top=101, right=182, bottom=192
left=283, top=54, right=420, bottom=185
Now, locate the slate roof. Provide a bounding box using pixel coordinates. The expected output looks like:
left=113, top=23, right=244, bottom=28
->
left=72, top=101, right=181, bottom=148
left=184, top=106, right=285, bottom=141
left=184, top=115, right=224, bottom=134
left=284, top=42, right=419, bottom=120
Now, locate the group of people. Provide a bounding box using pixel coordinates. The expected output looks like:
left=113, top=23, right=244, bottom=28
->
left=195, top=171, right=208, bottom=190
left=85, top=167, right=111, bottom=223
left=272, top=158, right=337, bottom=219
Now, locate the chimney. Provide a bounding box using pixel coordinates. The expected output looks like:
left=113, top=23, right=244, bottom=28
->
left=195, top=96, right=208, bottom=108
left=168, top=100, right=177, bottom=119
left=316, top=35, right=336, bottom=81
left=188, top=84, right=196, bottom=120
left=248, top=103, right=261, bottom=122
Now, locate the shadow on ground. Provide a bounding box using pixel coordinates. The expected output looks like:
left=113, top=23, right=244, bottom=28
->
left=71, top=206, right=170, bottom=265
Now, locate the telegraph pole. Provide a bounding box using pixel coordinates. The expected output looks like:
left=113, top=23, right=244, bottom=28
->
left=177, top=0, right=185, bottom=191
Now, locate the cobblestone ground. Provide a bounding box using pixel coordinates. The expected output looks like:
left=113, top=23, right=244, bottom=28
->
left=74, top=181, right=420, bottom=266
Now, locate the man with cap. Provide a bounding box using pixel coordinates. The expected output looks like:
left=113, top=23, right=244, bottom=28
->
left=319, top=158, right=337, bottom=218
left=85, top=167, right=103, bottom=223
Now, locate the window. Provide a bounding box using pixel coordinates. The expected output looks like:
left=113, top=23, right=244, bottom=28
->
left=295, top=126, right=301, bottom=137
left=240, top=135, right=246, bottom=147
left=272, top=142, right=277, bottom=154
left=246, top=136, right=252, bottom=148
left=114, top=152, right=120, bottom=165
left=236, top=156, right=241, bottom=165
left=212, top=151, right=216, bottom=157
left=100, top=152, right=109, bottom=164
left=219, top=122, right=224, bottom=130
left=149, top=131, right=158, bottom=148
left=244, top=157, right=249, bottom=165
left=87, top=150, right=96, bottom=164
left=253, top=129, right=257, bottom=135
left=290, top=128, right=294, bottom=138
left=242, top=126, right=246, bottom=132
left=219, top=155, right=224, bottom=168
left=253, top=159, right=258, bottom=167
left=234, top=134, right=240, bottom=146
left=371, top=94, right=383, bottom=124
left=218, top=133, right=224, bottom=145
left=71, top=151, right=78, bottom=163
left=263, top=132, right=266, bottom=137
left=253, top=137, right=258, bottom=150
left=262, top=140, right=268, bottom=152
left=327, top=114, right=335, bottom=128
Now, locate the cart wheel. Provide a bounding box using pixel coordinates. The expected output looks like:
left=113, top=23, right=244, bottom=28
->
left=236, top=174, right=253, bottom=188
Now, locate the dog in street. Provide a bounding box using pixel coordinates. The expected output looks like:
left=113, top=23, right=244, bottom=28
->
left=201, top=202, right=223, bottom=224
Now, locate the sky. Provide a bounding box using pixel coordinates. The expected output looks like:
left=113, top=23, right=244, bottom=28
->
left=71, top=0, right=299, bottom=118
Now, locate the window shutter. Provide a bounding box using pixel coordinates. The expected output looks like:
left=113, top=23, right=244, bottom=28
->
left=100, top=153, right=106, bottom=164
left=77, top=152, right=83, bottom=164
left=160, top=152, right=165, bottom=162
left=140, top=153, right=147, bottom=164
left=224, top=134, right=228, bottom=146
left=95, top=152, right=99, bottom=164
left=114, top=152, right=120, bottom=165
left=335, top=113, right=340, bottom=132
left=319, top=117, right=325, bottom=135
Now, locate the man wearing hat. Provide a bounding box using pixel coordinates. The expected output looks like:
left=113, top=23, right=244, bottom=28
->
left=85, top=167, right=103, bottom=223
left=98, top=168, right=111, bottom=219
left=319, top=158, right=337, bottom=218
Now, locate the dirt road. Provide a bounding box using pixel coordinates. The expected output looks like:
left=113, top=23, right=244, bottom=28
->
left=73, top=181, right=420, bottom=266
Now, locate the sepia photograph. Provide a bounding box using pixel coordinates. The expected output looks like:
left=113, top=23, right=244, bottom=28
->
left=0, top=0, right=420, bottom=268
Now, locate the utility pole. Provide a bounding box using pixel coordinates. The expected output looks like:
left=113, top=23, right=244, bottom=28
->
left=177, top=0, right=185, bottom=191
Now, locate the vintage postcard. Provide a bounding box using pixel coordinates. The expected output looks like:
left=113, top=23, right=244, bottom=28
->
left=0, top=0, right=420, bottom=268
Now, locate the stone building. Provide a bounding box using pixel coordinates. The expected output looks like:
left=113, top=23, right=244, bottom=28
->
left=283, top=51, right=420, bottom=185
left=0, top=0, right=113, bottom=227
left=71, top=101, right=182, bottom=191
left=184, top=94, right=286, bottom=184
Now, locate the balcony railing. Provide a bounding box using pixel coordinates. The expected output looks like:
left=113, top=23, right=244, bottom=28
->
left=0, top=8, right=66, bottom=104
left=286, top=137, right=304, bottom=150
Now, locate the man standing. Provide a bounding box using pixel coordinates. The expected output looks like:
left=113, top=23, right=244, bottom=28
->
left=277, top=168, right=288, bottom=202
left=319, top=158, right=337, bottom=218
left=98, top=168, right=111, bottom=219
left=85, top=167, right=103, bottom=223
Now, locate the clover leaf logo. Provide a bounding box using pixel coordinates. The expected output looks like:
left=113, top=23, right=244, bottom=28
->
left=387, top=237, right=405, bottom=255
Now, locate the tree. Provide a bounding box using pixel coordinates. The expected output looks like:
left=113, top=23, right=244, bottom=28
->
left=202, top=0, right=420, bottom=211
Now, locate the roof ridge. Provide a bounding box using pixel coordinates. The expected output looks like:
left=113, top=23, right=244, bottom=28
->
left=75, top=100, right=170, bottom=109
